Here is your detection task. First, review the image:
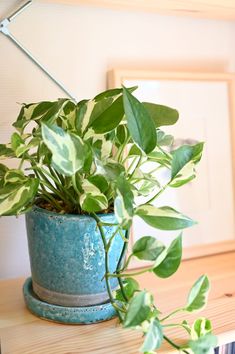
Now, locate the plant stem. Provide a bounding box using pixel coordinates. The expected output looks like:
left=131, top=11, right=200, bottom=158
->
left=38, top=191, right=64, bottom=211
left=106, top=227, right=121, bottom=251
left=115, top=229, right=131, bottom=303
left=160, top=308, right=184, bottom=322
left=121, top=253, right=133, bottom=271
left=99, top=222, right=119, bottom=227
left=91, top=213, right=124, bottom=319
left=129, top=156, right=142, bottom=179
left=163, top=335, right=190, bottom=354
left=145, top=181, right=170, bottom=205
left=108, top=266, right=152, bottom=278
left=126, top=156, right=138, bottom=175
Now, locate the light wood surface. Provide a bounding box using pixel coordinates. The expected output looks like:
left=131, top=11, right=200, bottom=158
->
left=39, top=0, right=235, bottom=20
left=1, top=252, right=235, bottom=353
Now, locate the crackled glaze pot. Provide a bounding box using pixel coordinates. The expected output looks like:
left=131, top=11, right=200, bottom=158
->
left=25, top=206, right=124, bottom=309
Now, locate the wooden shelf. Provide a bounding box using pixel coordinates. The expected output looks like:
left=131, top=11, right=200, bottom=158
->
left=1, top=252, right=235, bottom=353
left=39, top=0, right=235, bottom=20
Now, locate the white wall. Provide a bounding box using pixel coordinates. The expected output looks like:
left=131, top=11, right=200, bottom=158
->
left=1, top=0, right=235, bottom=278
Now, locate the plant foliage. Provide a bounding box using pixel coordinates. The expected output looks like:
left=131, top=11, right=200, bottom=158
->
left=0, top=87, right=215, bottom=353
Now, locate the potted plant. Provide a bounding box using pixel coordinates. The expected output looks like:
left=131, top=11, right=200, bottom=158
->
left=0, top=86, right=216, bottom=353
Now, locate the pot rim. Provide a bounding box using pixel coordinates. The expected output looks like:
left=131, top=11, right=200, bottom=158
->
left=28, top=203, right=115, bottom=221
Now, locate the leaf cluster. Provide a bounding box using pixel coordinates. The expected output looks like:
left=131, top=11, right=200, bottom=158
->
left=0, top=86, right=215, bottom=353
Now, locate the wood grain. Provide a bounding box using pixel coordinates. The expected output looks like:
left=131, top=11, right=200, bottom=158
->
left=38, top=0, right=235, bottom=20
left=1, top=252, right=235, bottom=353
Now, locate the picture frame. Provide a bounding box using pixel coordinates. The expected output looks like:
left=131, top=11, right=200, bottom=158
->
left=108, top=69, right=235, bottom=262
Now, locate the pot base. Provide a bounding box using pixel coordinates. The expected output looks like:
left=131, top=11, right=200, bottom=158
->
left=23, top=278, right=117, bottom=324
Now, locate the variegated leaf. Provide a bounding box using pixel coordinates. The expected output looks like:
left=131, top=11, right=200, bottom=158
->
left=76, top=100, right=96, bottom=135
left=136, top=205, right=196, bottom=230
left=80, top=180, right=108, bottom=212
left=0, top=164, right=9, bottom=179
left=92, top=135, right=113, bottom=160
left=170, top=161, right=196, bottom=188
left=0, top=144, right=15, bottom=159
left=13, top=99, right=68, bottom=132
left=114, top=177, right=134, bottom=227
left=41, top=124, right=85, bottom=176
left=11, top=132, right=24, bottom=155
left=171, top=143, right=204, bottom=180
left=0, top=177, right=39, bottom=216
left=4, top=170, right=27, bottom=184
left=88, top=94, right=124, bottom=134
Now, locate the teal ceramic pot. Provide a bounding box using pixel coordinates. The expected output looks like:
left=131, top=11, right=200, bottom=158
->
left=25, top=206, right=124, bottom=309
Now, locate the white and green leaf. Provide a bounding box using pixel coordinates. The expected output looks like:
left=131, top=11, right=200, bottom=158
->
left=0, top=177, right=39, bottom=216
left=80, top=180, right=108, bottom=212
left=114, top=177, right=134, bottom=227
left=153, top=234, right=182, bottom=278
left=132, top=236, right=165, bottom=261
left=42, top=123, right=85, bottom=176
left=123, top=86, right=157, bottom=154
left=171, top=143, right=204, bottom=180
left=185, top=275, right=210, bottom=312
left=0, top=144, right=15, bottom=159
left=136, top=205, right=196, bottom=230
left=189, top=334, right=217, bottom=354
left=191, top=318, right=213, bottom=340
left=140, top=319, right=163, bottom=352
left=143, top=103, right=179, bottom=128
left=124, top=291, right=152, bottom=328
left=115, top=278, right=139, bottom=302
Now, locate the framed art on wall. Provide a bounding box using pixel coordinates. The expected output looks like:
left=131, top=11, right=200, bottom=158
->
left=108, top=69, right=235, bottom=261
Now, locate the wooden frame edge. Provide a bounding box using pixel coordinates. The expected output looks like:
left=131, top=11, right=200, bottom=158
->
left=108, top=68, right=235, bottom=261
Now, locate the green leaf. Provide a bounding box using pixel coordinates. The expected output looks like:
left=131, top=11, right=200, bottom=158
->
left=75, top=99, right=89, bottom=134
left=30, top=101, right=55, bottom=119
left=123, top=86, right=156, bottom=154
left=94, top=88, right=123, bottom=101
left=116, top=124, right=129, bottom=145
left=143, top=102, right=179, bottom=127
left=171, top=143, right=204, bottom=180
left=0, top=177, right=39, bottom=216
left=13, top=100, right=68, bottom=133
left=185, top=275, right=210, bottom=312
left=140, top=319, right=163, bottom=352
left=191, top=318, right=213, bottom=340
left=136, top=205, right=196, bottom=230
left=0, top=144, right=15, bottom=159
left=124, top=291, right=152, bottom=328
left=114, top=177, right=134, bottom=227
left=115, top=278, right=139, bottom=302
left=88, top=175, right=109, bottom=193
left=147, top=150, right=171, bottom=167
left=94, top=86, right=137, bottom=101
left=153, top=235, right=182, bottom=278
left=170, top=161, right=196, bottom=188
left=128, top=144, right=143, bottom=157
left=89, top=95, right=124, bottom=134
left=189, top=334, right=217, bottom=354
left=4, top=170, right=27, bottom=184
left=0, top=164, right=9, bottom=179
left=80, top=180, right=108, bottom=212
left=92, top=137, right=112, bottom=160
left=132, top=236, right=165, bottom=261
left=102, top=162, right=125, bottom=181
left=156, top=130, right=173, bottom=146
left=41, top=124, right=85, bottom=176
left=11, top=132, right=24, bottom=154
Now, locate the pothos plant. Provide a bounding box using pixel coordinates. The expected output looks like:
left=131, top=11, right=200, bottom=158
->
left=0, top=86, right=217, bottom=353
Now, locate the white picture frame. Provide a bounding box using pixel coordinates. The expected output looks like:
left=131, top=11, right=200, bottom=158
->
left=108, top=69, right=235, bottom=262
